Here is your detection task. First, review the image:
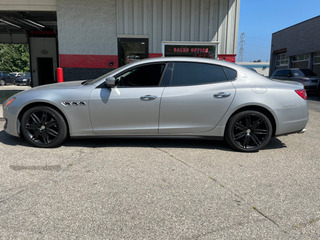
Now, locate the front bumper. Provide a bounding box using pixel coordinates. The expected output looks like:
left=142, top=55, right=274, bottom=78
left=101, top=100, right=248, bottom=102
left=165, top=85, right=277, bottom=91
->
left=3, top=103, right=20, bottom=137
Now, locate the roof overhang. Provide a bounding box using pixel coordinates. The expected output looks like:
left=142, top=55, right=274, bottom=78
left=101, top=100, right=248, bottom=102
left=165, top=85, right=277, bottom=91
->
left=0, top=11, right=56, bottom=43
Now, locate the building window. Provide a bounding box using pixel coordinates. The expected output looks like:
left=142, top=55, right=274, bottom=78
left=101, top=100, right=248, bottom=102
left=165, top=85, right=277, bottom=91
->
left=292, top=54, right=310, bottom=62
left=276, top=53, right=289, bottom=66
left=314, top=52, right=320, bottom=64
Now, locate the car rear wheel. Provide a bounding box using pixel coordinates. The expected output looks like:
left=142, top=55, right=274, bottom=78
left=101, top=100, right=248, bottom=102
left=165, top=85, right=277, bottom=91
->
left=21, top=106, right=67, bottom=148
left=0, top=79, right=5, bottom=86
left=225, top=110, right=272, bottom=152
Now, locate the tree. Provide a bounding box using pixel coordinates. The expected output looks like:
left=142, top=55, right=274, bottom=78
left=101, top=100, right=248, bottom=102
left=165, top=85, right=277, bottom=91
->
left=0, top=44, right=30, bottom=73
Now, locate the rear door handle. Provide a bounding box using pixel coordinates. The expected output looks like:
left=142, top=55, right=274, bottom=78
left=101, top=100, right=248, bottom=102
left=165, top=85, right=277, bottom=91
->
left=140, top=95, right=157, bottom=101
left=214, top=92, right=231, bottom=98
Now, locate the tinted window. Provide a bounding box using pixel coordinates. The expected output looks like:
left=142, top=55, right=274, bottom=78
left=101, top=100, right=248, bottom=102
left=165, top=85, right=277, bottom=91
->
left=223, top=67, right=237, bottom=80
left=171, top=62, right=227, bottom=86
left=291, top=70, right=305, bottom=77
left=271, top=71, right=278, bottom=77
left=116, top=64, right=165, bottom=87
left=275, top=70, right=291, bottom=77
left=300, top=69, right=316, bottom=76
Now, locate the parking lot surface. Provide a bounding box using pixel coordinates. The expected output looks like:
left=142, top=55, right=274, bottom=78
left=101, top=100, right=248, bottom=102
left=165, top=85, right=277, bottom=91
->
left=0, top=98, right=319, bottom=239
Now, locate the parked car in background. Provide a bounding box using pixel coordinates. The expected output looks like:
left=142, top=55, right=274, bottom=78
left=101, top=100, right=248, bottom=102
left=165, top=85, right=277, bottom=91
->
left=0, top=71, right=15, bottom=86
left=270, top=68, right=319, bottom=94
left=3, top=57, right=308, bottom=152
left=14, top=72, right=31, bottom=86
left=10, top=72, right=23, bottom=78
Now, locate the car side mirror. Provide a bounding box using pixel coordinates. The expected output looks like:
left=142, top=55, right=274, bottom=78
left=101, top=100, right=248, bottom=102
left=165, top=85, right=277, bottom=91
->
left=105, top=77, right=116, bottom=88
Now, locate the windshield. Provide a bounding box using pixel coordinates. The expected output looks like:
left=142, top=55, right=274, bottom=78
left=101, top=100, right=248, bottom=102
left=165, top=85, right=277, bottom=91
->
left=84, top=63, right=136, bottom=85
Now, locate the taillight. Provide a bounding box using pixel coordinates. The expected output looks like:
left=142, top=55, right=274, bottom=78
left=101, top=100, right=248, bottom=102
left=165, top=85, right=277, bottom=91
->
left=295, top=89, right=307, bottom=100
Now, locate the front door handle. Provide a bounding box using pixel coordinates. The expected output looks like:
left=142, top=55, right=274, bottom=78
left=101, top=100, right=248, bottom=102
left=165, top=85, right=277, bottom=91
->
left=140, top=95, right=157, bottom=101
left=214, top=92, right=231, bottom=98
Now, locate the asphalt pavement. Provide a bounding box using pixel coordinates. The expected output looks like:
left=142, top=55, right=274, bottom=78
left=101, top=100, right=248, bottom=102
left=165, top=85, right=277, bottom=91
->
left=0, top=97, right=319, bottom=239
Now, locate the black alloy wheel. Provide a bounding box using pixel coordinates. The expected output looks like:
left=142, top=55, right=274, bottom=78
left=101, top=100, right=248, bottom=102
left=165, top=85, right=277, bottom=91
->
left=21, top=106, right=67, bottom=148
left=226, top=110, right=272, bottom=152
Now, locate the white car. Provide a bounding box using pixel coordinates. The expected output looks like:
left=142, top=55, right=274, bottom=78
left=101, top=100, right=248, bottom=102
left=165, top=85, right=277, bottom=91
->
left=3, top=57, right=308, bottom=152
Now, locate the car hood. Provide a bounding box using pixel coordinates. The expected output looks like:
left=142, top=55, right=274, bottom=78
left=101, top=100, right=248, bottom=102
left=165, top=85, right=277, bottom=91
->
left=8, top=80, right=88, bottom=101
left=30, top=80, right=85, bottom=91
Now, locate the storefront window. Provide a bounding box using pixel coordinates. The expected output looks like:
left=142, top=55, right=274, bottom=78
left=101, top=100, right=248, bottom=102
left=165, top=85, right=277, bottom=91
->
left=275, top=53, right=288, bottom=66
left=118, top=38, right=149, bottom=67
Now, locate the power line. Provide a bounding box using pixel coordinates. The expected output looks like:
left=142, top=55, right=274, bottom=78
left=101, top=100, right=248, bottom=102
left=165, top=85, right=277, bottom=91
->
left=238, top=32, right=245, bottom=62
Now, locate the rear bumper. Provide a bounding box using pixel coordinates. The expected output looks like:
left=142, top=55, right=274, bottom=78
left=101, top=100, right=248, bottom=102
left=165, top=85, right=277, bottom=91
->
left=274, top=104, right=308, bottom=136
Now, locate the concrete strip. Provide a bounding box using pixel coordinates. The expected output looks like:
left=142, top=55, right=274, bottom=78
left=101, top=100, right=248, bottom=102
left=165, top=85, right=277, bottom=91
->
left=0, top=85, right=31, bottom=91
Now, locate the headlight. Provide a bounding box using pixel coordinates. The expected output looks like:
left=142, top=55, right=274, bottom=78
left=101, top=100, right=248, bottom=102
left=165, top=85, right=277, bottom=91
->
left=3, top=97, right=16, bottom=110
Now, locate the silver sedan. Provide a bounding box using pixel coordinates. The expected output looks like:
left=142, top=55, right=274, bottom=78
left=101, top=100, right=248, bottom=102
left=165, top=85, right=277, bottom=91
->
left=2, top=57, right=308, bottom=152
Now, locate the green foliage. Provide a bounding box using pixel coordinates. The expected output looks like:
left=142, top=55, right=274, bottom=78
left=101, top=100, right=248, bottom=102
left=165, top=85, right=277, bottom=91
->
left=0, top=44, right=30, bottom=73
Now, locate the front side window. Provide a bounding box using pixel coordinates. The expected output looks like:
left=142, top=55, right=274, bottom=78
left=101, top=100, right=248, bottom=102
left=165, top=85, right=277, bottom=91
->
left=171, top=62, right=228, bottom=86
left=115, top=64, right=165, bottom=87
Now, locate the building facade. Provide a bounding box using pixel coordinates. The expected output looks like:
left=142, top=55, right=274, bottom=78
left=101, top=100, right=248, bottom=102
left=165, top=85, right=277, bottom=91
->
left=0, top=0, right=240, bottom=85
left=270, top=15, right=320, bottom=76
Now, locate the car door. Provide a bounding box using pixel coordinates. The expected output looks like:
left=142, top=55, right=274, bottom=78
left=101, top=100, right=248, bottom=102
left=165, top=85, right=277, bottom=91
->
left=3, top=72, right=14, bottom=84
left=159, top=62, right=236, bottom=134
left=89, top=63, right=166, bottom=135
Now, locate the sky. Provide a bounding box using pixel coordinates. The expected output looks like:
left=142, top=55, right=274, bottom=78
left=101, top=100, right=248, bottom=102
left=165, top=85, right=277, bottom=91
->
left=238, top=0, right=320, bottom=62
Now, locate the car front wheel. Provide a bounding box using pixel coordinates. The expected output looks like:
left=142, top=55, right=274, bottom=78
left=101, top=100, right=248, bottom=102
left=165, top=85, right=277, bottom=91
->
left=225, top=110, right=272, bottom=152
left=21, top=106, right=67, bottom=148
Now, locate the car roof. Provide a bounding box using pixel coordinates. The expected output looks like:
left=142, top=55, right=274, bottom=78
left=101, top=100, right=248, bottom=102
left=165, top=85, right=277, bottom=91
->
left=126, top=57, right=240, bottom=69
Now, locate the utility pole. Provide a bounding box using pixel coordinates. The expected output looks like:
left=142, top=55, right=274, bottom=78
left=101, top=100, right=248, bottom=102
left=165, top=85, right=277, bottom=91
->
left=238, top=32, right=245, bottom=62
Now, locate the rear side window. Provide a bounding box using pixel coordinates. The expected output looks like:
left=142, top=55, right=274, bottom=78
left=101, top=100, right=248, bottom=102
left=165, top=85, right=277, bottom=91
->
left=223, top=67, right=237, bottom=80
left=275, top=70, right=291, bottom=77
left=171, top=62, right=228, bottom=86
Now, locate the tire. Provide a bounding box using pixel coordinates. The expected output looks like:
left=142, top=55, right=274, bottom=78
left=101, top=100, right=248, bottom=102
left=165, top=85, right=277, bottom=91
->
left=0, top=79, right=5, bottom=86
left=225, top=110, right=272, bottom=152
left=21, top=106, right=67, bottom=148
